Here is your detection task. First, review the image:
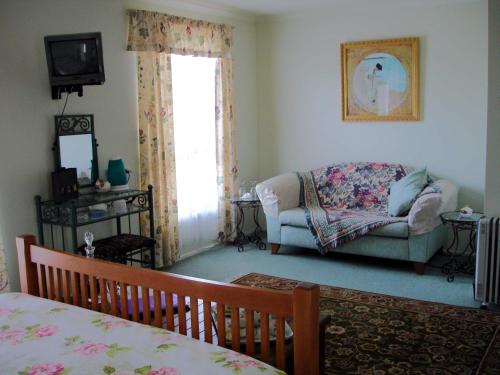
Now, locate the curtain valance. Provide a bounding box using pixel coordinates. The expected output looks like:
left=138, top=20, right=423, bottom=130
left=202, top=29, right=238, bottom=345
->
left=126, top=9, right=234, bottom=58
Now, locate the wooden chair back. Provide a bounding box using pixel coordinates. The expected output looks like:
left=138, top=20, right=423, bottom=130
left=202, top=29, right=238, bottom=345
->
left=16, top=235, right=319, bottom=374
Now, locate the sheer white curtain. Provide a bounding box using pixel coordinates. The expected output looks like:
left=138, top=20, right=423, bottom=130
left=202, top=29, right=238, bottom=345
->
left=171, top=55, right=219, bottom=254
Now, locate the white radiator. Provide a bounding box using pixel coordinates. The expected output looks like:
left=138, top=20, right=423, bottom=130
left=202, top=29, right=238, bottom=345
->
left=475, top=217, right=500, bottom=304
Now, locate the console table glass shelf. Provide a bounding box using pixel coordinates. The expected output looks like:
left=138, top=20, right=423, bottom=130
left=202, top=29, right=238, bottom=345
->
left=35, top=185, right=156, bottom=269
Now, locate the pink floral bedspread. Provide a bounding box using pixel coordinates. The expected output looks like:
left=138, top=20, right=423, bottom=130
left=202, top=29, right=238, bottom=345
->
left=0, top=293, right=283, bottom=375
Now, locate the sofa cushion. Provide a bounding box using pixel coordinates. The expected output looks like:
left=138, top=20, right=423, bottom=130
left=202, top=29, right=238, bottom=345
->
left=279, top=208, right=409, bottom=238
left=256, top=173, right=300, bottom=218
left=388, top=168, right=428, bottom=217
left=408, top=180, right=458, bottom=235
left=368, top=222, right=409, bottom=239
left=279, top=207, right=308, bottom=227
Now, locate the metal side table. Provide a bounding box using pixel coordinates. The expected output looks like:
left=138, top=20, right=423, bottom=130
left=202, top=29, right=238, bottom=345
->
left=440, top=211, right=484, bottom=282
left=230, top=199, right=266, bottom=252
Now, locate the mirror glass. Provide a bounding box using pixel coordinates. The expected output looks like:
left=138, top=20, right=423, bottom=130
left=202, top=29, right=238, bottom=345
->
left=54, top=114, right=98, bottom=188
left=59, top=134, right=94, bottom=186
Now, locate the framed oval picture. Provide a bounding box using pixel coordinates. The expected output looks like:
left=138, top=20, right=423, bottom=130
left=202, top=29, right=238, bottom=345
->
left=341, top=37, right=420, bottom=121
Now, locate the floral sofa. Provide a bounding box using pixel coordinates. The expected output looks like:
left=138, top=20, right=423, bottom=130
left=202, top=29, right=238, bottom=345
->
left=256, top=162, right=458, bottom=274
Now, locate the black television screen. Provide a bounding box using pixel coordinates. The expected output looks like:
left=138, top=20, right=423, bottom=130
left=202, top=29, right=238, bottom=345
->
left=45, top=32, right=105, bottom=86
left=49, top=39, right=100, bottom=76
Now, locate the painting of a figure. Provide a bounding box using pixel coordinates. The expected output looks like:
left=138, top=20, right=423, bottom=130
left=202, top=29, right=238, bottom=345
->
left=341, top=38, right=419, bottom=121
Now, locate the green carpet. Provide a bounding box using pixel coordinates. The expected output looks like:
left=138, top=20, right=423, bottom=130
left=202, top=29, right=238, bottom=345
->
left=166, top=243, right=479, bottom=308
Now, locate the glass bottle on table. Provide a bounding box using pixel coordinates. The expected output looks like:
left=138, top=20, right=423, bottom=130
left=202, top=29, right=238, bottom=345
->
left=84, top=231, right=95, bottom=258
left=250, top=180, right=257, bottom=200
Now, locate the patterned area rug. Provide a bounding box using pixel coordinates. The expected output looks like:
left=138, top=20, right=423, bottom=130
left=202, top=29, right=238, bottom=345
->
left=232, top=273, right=500, bottom=375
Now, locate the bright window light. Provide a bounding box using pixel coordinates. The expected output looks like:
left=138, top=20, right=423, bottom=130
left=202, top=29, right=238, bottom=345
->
left=171, top=54, right=218, bottom=251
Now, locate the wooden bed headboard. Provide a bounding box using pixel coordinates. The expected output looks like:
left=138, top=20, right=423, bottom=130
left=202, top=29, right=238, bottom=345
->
left=16, top=235, right=319, bottom=375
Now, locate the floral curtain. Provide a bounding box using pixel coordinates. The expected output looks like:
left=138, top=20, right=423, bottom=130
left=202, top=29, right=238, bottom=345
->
left=215, top=59, right=238, bottom=241
left=127, top=10, right=233, bottom=58
left=0, top=233, right=8, bottom=293
left=136, top=52, right=179, bottom=267
left=127, top=9, right=238, bottom=264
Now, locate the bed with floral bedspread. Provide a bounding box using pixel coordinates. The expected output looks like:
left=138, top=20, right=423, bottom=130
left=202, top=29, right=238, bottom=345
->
left=0, top=293, right=284, bottom=375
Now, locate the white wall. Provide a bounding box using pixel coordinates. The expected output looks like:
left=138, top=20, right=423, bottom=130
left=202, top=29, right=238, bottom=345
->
left=0, top=0, right=257, bottom=291
left=485, top=0, right=500, bottom=216
left=256, top=0, right=489, bottom=210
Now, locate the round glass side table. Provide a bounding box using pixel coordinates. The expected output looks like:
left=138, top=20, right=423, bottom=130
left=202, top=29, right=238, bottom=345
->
left=440, top=211, right=485, bottom=282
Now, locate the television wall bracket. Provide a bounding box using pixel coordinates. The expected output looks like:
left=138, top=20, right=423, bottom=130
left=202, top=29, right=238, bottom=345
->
left=51, top=85, right=83, bottom=100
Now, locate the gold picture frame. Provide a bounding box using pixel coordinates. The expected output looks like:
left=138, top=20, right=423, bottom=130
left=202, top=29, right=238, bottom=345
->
left=341, top=37, right=420, bottom=121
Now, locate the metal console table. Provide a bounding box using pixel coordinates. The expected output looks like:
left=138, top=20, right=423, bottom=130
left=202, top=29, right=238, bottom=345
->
left=35, top=185, right=156, bottom=269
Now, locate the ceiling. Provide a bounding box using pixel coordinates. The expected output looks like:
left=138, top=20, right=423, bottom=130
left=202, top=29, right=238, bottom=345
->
left=187, top=0, right=477, bottom=16
left=189, top=0, right=336, bottom=15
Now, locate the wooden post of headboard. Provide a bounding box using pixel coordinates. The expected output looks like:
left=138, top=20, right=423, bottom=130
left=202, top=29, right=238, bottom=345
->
left=16, top=234, right=38, bottom=295
left=293, top=282, right=320, bottom=375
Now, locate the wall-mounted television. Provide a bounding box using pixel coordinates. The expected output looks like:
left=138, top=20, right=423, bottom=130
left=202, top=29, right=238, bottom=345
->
left=44, top=32, right=105, bottom=99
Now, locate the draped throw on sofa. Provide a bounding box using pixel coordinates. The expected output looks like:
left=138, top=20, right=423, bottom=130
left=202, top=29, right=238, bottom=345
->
left=127, top=10, right=238, bottom=267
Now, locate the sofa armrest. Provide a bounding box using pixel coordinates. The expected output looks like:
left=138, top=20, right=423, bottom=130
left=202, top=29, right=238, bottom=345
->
left=408, top=180, right=458, bottom=235
left=435, top=180, right=459, bottom=213
left=256, top=173, right=301, bottom=218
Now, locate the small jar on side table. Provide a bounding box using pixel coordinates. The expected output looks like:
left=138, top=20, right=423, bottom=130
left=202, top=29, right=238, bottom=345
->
left=230, top=199, right=266, bottom=252
left=440, top=211, right=485, bottom=282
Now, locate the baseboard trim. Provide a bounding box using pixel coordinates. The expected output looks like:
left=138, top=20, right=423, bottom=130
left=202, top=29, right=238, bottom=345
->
left=180, top=242, right=218, bottom=260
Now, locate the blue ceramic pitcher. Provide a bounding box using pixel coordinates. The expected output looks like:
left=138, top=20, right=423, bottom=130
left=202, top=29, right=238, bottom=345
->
left=107, top=158, right=130, bottom=191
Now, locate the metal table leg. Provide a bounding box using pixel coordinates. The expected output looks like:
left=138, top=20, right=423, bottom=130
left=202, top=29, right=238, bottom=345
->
left=441, top=222, right=478, bottom=282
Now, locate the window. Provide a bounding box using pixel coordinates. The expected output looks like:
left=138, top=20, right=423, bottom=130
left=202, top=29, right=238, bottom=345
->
left=171, top=55, right=218, bottom=253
